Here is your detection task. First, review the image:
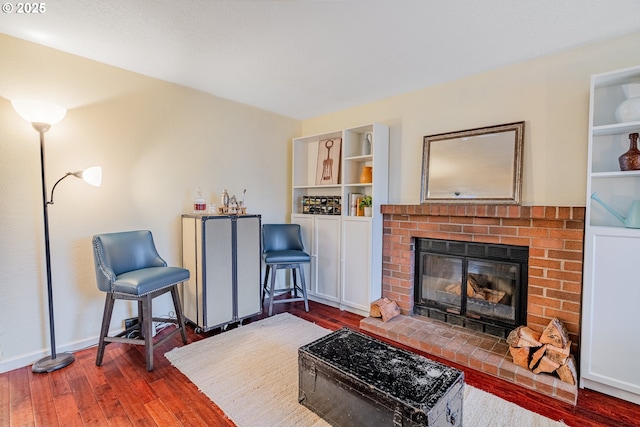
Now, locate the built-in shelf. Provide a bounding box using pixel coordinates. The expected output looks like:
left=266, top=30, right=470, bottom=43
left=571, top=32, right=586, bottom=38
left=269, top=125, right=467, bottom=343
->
left=581, top=64, right=640, bottom=406
left=290, top=123, right=389, bottom=317
left=592, top=121, right=640, bottom=136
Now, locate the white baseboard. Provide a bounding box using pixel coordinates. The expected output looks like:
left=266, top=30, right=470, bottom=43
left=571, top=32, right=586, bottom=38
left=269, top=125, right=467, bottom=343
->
left=0, top=335, right=100, bottom=374
left=1, top=321, right=180, bottom=374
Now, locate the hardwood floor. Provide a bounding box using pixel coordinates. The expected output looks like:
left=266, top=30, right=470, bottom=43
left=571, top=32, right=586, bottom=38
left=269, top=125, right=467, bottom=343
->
left=1, top=301, right=637, bottom=427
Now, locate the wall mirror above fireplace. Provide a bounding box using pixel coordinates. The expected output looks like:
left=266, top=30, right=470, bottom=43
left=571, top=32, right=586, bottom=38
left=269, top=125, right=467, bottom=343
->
left=421, top=121, right=525, bottom=204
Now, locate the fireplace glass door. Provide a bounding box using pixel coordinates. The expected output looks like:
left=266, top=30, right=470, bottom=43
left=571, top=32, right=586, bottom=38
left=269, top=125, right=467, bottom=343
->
left=417, top=248, right=524, bottom=336
left=420, top=254, right=463, bottom=314
left=465, top=259, right=518, bottom=324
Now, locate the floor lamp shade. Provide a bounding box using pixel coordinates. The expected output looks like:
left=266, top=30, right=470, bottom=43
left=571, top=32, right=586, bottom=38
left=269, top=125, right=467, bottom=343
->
left=78, top=166, right=102, bottom=187
left=11, top=99, right=67, bottom=125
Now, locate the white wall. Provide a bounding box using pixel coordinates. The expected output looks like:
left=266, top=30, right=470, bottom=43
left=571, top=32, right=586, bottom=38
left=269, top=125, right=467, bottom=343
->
left=0, top=34, right=300, bottom=372
left=301, top=31, right=640, bottom=207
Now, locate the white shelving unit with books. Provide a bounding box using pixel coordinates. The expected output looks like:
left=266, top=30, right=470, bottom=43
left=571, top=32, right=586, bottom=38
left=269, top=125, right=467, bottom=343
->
left=291, top=123, right=389, bottom=316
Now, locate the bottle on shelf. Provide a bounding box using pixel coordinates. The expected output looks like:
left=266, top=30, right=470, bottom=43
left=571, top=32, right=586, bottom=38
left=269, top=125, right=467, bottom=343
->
left=221, top=189, right=230, bottom=208
left=194, top=187, right=206, bottom=213
left=361, top=133, right=372, bottom=156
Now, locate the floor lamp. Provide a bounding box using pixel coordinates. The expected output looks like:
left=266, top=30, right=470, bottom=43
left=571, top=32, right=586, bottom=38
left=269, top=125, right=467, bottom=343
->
left=12, top=99, right=102, bottom=373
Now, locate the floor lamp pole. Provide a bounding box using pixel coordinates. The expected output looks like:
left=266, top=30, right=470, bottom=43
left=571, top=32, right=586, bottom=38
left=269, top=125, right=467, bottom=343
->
left=32, top=123, right=75, bottom=373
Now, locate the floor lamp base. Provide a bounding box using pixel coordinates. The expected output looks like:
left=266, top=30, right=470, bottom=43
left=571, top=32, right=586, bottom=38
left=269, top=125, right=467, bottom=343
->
left=32, top=352, right=75, bottom=373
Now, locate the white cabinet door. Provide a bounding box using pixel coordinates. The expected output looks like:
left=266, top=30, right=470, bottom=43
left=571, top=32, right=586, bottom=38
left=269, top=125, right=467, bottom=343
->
left=341, top=217, right=372, bottom=312
left=181, top=217, right=201, bottom=325
left=203, top=217, right=234, bottom=328
left=581, top=229, right=640, bottom=402
left=292, top=215, right=315, bottom=295
left=236, top=216, right=261, bottom=319
left=292, top=215, right=341, bottom=303
left=314, top=216, right=341, bottom=302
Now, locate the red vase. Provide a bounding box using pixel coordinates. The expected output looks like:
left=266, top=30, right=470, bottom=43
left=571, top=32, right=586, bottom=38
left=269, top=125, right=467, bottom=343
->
left=618, top=132, right=640, bottom=171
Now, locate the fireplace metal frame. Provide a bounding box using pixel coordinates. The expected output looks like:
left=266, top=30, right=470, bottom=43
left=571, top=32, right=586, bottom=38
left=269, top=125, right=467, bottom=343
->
left=413, top=237, right=528, bottom=338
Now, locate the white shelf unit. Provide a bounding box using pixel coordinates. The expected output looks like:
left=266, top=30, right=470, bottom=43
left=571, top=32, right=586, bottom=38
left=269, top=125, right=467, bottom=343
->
left=581, top=65, right=640, bottom=405
left=291, top=123, right=389, bottom=316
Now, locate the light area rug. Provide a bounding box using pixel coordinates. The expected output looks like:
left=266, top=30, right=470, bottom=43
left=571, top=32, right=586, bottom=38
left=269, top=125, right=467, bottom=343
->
left=165, top=313, right=566, bottom=427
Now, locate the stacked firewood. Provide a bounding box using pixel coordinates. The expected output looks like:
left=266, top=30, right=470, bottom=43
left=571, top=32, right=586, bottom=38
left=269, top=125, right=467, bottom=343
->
left=507, top=317, right=577, bottom=385
left=370, top=297, right=401, bottom=322
left=445, top=276, right=506, bottom=303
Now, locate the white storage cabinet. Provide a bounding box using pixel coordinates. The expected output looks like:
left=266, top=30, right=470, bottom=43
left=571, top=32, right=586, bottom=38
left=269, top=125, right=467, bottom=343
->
left=581, top=65, right=640, bottom=405
left=181, top=214, right=262, bottom=332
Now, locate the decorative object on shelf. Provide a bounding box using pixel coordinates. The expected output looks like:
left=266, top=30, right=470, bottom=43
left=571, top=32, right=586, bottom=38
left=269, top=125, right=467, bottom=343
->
left=218, top=206, right=247, bottom=215
left=221, top=189, right=230, bottom=208
left=349, top=192, right=363, bottom=216
left=359, top=195, right=372, bottom=217
left=618, top=132, right=640, bottom=171
left=421, top=121, right=525, bottom=204
left=301, top=195, right=341, bottom=215
left=615, top=83, right=640, bottom=123
left=215, top=189, right=248, bottom=214
left=229, top=194, right=238, bottom=210
left=359, top=165, right=373, bottom=183
left=193, top=187, right=206, bottom=213
left=315, top=138, right=342, bottom=185
left=591, top=192, right=640, bottom=228
left=12, top=99, right=102, bottom=373
left=361, top=132, right=372, bottom=156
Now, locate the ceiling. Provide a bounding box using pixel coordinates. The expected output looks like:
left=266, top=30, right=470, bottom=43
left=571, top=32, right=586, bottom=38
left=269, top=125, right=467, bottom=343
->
left=2, top=0, right=640, bottom=119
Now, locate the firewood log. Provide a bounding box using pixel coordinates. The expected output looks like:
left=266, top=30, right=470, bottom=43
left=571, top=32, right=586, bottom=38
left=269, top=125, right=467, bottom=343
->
left=483, top=289, right=506, bottom=303
left=507, top=326, right=542, bottom=348
left=529, top=345, right=548, bottom=370
left=468, top=275, right=482, bottom=294
left=556, top=355, right=578, bottom=385
left=379, top=299, right=401, bottom=322
left=545, top=341, right=571, bottom=365
left=446, top=282, right=462, bottom=295
left=533, top=356, right=561, bottom=374
left=445, top=280, right=479, bottom=297
left=540, top=317, right=570, bottom=348
left=509, top=346, right=531, bottom=369
left=370, top=298, right=388, bottom=318
left=370, top=297, right=401, bottom=322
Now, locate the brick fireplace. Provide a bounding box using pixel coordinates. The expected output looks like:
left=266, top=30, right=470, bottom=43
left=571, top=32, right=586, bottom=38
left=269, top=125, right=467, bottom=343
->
left=359, top=204, right=585, bottom=404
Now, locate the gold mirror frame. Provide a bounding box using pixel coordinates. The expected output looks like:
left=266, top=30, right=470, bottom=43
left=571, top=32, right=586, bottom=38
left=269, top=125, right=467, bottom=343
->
left=421, top=121, right=524, bottom=204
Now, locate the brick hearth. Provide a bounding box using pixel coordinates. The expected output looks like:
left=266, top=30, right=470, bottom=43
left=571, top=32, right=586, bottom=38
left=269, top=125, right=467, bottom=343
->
left=360, top=204, right=585, bottom=404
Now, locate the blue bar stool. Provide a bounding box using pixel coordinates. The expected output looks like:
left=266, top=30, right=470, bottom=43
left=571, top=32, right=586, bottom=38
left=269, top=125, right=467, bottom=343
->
left=261, top=224, right=310, bottom=316
left=92, top=230, right=189, bottom=371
